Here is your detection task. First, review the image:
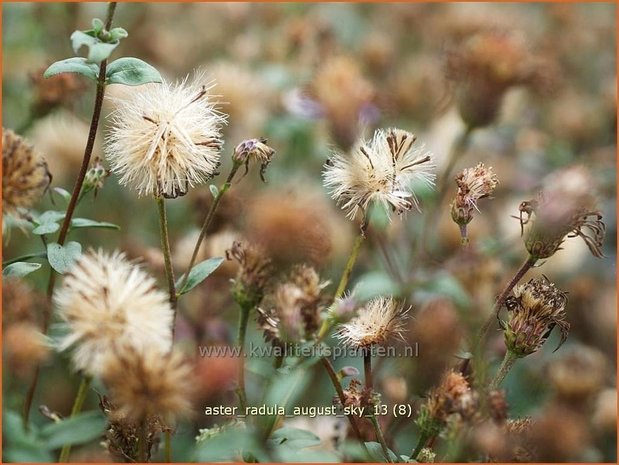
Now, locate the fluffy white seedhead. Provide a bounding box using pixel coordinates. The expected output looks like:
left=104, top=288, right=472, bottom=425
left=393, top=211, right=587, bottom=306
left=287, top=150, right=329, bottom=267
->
left=105, top=75, right=225, bottom=198
left=323, top=128, right=435, bottom=220
left=336, top=296, right=410, bottom=348
left=54, top=250, right=173, bottom=376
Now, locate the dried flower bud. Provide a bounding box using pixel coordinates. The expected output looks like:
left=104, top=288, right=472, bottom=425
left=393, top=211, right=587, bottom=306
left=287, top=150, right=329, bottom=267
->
left=226, top=241, right=272, bottom=309
left=445, top=30, right=554, bottom=128
left=82, top=158, right=110, bottom=198
left=2, top=128, right=51, bottom=217
left=520, top=166, right=605, bottom=259
left=232, top=138, right=276, bottom=182
left=450, top=163, right=498, bottom=244
left=337, top=378, right=380, bottom=411
left=417, top=448, right=436, bottom=463
left=500, top=276, right=569, bottom=357
left=257, top=265, right=328, bottom=344
left=335, top=296, right=410, bottom=348
left=330, top=292, right=358, bottom=322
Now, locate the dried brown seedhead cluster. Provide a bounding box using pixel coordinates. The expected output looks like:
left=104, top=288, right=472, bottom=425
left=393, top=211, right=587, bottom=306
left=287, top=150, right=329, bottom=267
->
left=501, top=276, right=569, bottom=357
left=445, top=29, right=556, bottom=128
left=232, top=138, right=276, bottom=182
left=257, top=265, right=328, bottom=344
left=2, top=128, right=51, bottom=216
left=226, top=240, right=272, bottom=308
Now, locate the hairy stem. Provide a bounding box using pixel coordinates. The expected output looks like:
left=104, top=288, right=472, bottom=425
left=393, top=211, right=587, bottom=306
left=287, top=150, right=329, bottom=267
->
left=24, top=2, right=118, bottom=430
left=179, top=162, right=241, bottom=292
left=369, top=414, right=392, bottom=463
left=319, top=358, right=366, bottom=445
left=489, top=350, right=519, bottom=390
left=236, top=304, right=251, bottom=411
left=58, top=376, right=92, bottom=462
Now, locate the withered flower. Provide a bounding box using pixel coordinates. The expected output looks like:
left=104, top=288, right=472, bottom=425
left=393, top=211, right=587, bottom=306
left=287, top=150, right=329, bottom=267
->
left=226, top=241, right=272, bottom=309
left=101, top=346, right=194, bottom=424
left=105, top=75, right=224, bottom=198
left=323, top=128, right=435, bottom=221
left=500, top=276, right=569, bottom=357
left=2, top=128, right=51, bottom=217
left=232, top=138, right=276, bottom=182
left=445, top=29, right=555, bottom=128
left=520, top=166, right=605, bottom=260
left=257, top=265, right=328, bottom=344
left=450, top=163, right=498, bottom=243
left=336, top=296, right=410, bottom=348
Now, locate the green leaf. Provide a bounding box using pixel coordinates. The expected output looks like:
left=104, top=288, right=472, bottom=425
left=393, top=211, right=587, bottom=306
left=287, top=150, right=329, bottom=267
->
left=53, top=187, right=72, bottom=202
left=365, top=442, right=398, bottom=462
left=209, top=184, right=219, bottom=199
left=3, top=411, right=53, bottom=462
left=44, top=57, right=99, bottom=81
left=91, top=18, right=104, bottom=34
left=70, top=218, right=120, bottom=231
left=106, top=57, right=162, bottom=86
left=36, top=210, right=66, bottom=224
left=3, top=262, right=42, bottom=278
left=70, top=30, right=119, bottom=63
left=47, top=241, right=82, bottom=274
left=176, top=257, right=224, bottom=295
left=270, top=427, right=321, bottom=449
left=32, top=222, right=59, bottom=235
left=109, top=27, right=128, bottom=41
left=40, top=411, right=106, bottom=450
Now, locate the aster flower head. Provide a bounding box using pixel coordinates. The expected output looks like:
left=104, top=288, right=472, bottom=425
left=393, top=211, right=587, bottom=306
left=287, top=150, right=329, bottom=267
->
left=226, top=241, right=272, bottom=309
left=101, top=345, right=194, bottom=424
left=323, top=128, right=435, bottom=221
left=335, top=296, right=410, bottom=348
left=2, top=128, right=51, bottom=217
left=500, top=276, right=569, bottom=357
left=54, top=250, right=173, bottom=376
left=519, top=166, right=605, bottom=259
left=105, top=74, right=225, bottom=198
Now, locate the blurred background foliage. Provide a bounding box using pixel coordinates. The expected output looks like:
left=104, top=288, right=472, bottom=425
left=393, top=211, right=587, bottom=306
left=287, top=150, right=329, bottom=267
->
left=2, top=2, right=616, bottom=462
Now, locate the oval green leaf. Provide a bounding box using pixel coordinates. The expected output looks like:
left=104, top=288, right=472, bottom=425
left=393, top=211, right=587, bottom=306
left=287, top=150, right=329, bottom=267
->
left=40, top=411, right=106, bottom=450
left=3, top=262, right=42, bottom=278
left=43, top=57, right=99, bottom=81
left=47, top=241, right=82, bottom=274
left=106, top=57, right=162, bottom=86
left=176, top=257, right=224, bottom=296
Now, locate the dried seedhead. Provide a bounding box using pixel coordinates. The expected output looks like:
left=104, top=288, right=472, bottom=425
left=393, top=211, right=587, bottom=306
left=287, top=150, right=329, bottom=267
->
left=226, top=241, right=272, bottom=309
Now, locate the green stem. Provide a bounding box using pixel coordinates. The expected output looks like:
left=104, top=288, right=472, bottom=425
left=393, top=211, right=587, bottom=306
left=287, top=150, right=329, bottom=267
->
left=236, top=304, right=251, bottom=411
left=411, top=430, right=432, bottom=461
left=58, top=376, right=92, bottom=462
left=24, top=0, right=118, bottom=432
left=156, top=197, right=177, bottom=309
left=489, top=350, right=519, bottom=390
left=179, top=161, right=241, bottom=293
left=164, top=430, right=172, bottom=462
left=369, top=415, right=392, bottom=463
left=316, top=212, right=369, bottom=342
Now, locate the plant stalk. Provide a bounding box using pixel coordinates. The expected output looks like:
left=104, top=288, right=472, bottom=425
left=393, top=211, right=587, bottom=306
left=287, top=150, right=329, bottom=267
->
left=363, top=347, right=373, bottom=391
left=236, top=304, right=251, bottom=411
left=179, top=161, right=241, bottom=292
left=58, top=376, right=92, bottom=462
left=137, top=418, right=148, bottom=462
left=24, top=2, right=118, bottom=430
left=369, top=414, right=392, bottom=463
left=156, top=197, right=177, bottom=312
left=489, top=350, right=519, bottom=390
left=164, top=430, right=172, bottom=462
left=411, top=430, right=432, bottom=461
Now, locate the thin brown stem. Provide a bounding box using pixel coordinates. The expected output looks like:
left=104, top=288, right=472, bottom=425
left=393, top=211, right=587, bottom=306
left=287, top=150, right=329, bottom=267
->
left=156, top=197, right=177, bottom=311
left=24, top=3, right=118, bottom=431
left=320, top=358, right=366, bottom=444
left=369, top=414, right=393, bottom=463
left=235, top=304, right=251, bottom=411
left=137, top=418, right=148, bottom=462
left=363, top=347, right=373, bottom=391
left=179, top=162, right=241, bottom=293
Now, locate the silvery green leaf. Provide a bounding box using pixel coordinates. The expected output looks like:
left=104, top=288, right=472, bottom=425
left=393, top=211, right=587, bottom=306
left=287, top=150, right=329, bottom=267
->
left=106, top=57, right=162, bottom=86
left=47, top=241, right=82, bottom=274
left=43, top=57, right=99, bottom=81
left=2, top=262, right=42, bottom=278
